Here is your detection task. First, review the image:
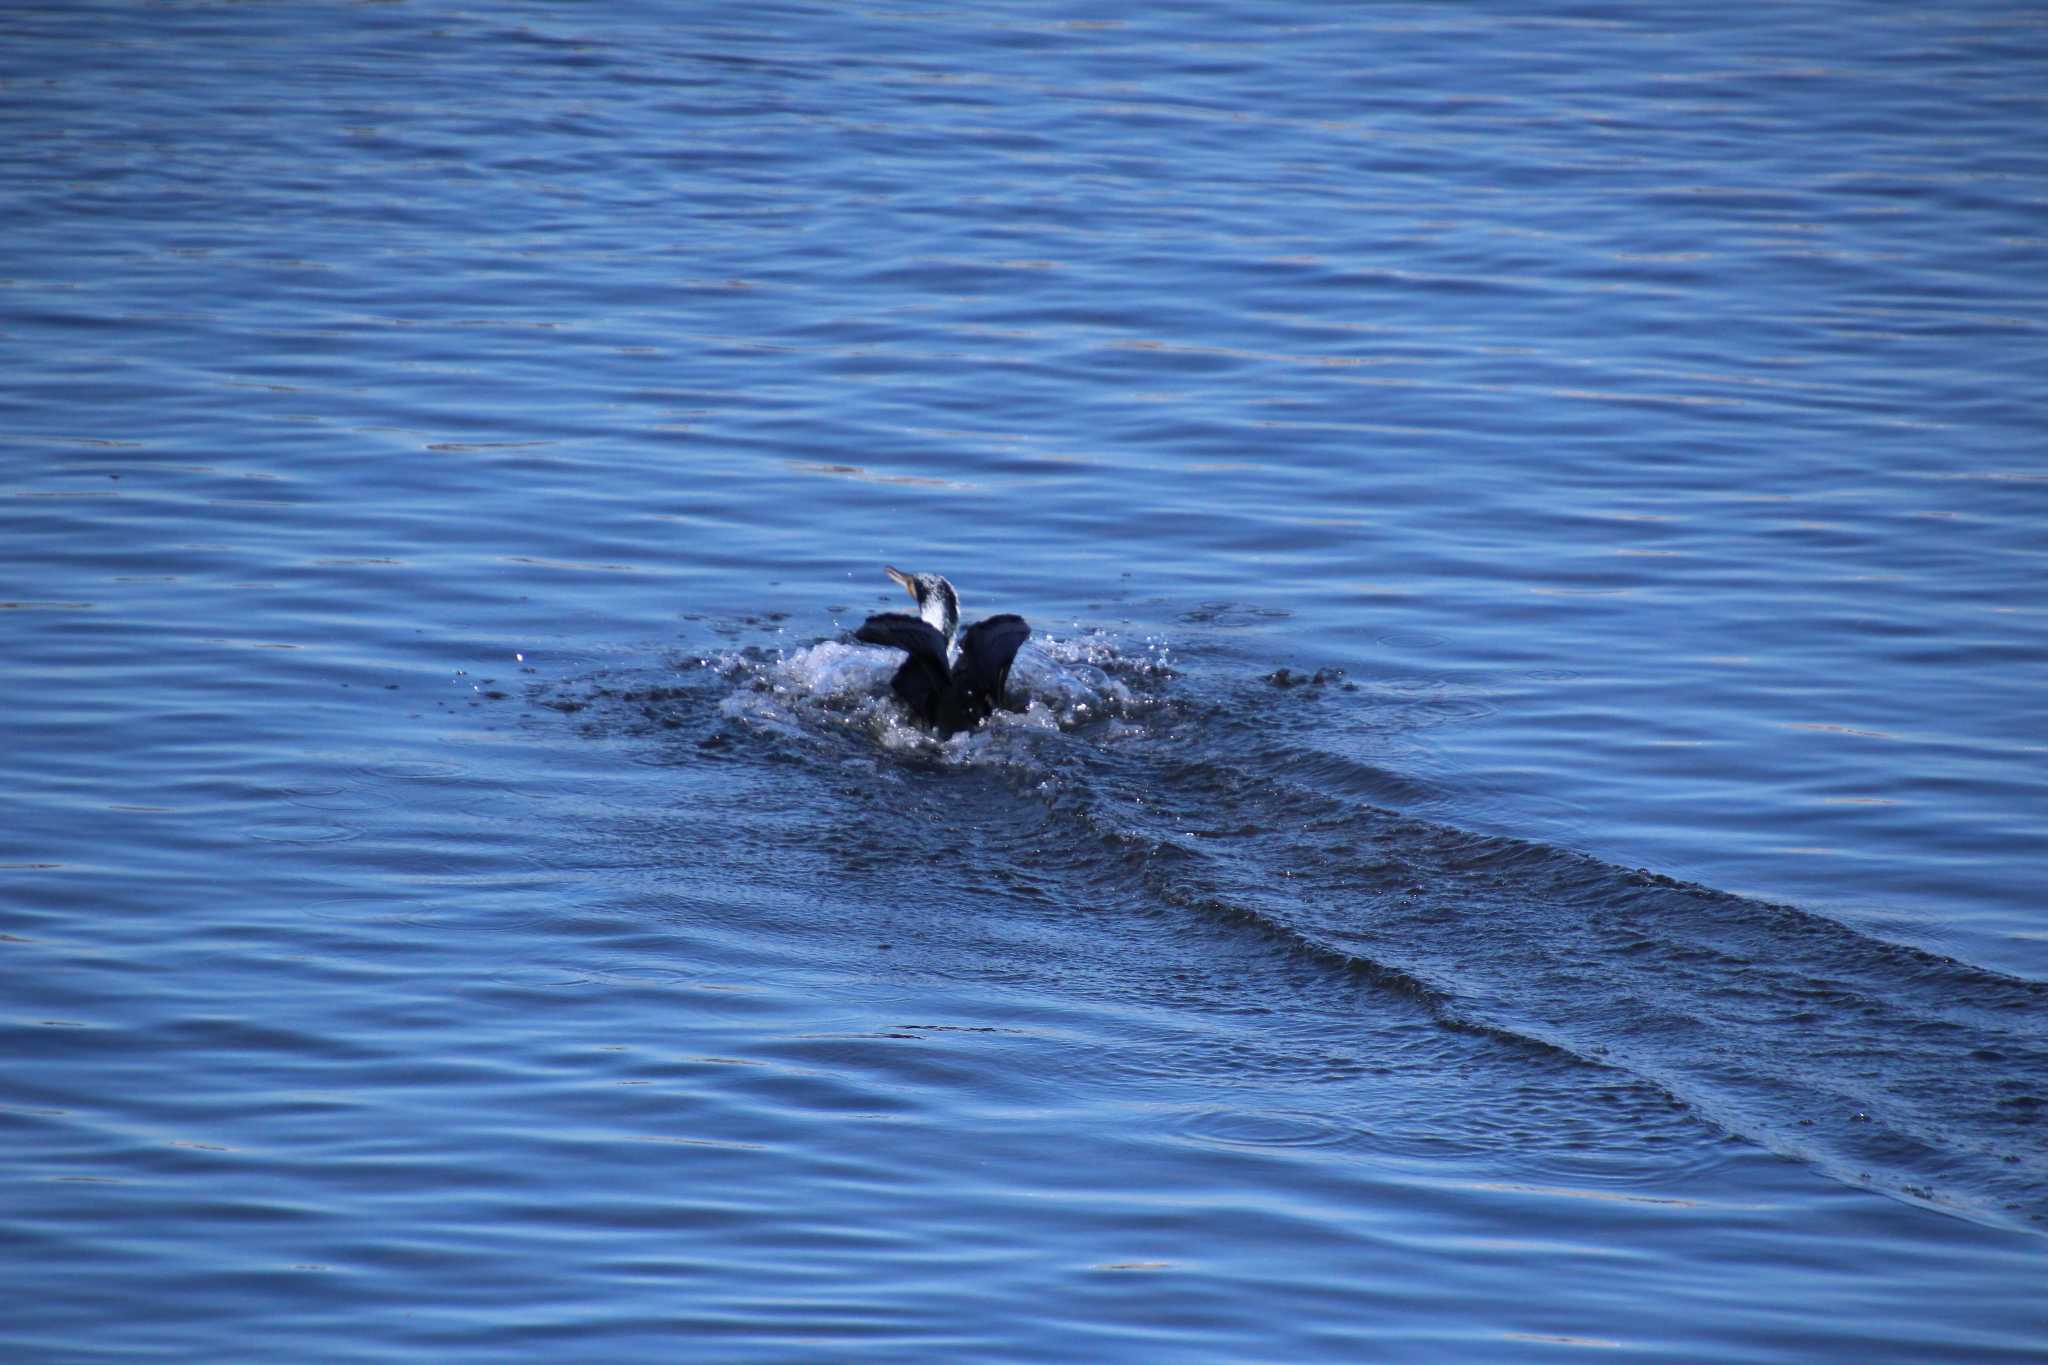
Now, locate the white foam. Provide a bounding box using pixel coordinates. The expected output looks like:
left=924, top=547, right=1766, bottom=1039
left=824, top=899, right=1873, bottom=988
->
left=774, top=638, right=899, bottom=699
left=715, top=629, right=1169, bottom=753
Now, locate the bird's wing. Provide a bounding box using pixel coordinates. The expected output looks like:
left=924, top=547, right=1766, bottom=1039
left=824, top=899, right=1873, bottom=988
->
left=955, top=614, right=1030, bottom=705
left=855, top=612, right=952, bottom=722
left=856, top=612, right=950, bottom=667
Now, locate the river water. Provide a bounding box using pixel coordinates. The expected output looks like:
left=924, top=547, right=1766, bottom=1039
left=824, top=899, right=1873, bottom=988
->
left=5, top=2, right=2046, bottom=1359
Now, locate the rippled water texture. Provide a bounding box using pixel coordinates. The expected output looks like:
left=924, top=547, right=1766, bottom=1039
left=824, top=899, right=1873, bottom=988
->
left=5, top=3, right=2046, bottom=1360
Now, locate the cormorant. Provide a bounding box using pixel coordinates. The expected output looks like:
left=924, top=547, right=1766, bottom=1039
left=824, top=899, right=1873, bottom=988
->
left=856, top=566, right=1030, bottom=737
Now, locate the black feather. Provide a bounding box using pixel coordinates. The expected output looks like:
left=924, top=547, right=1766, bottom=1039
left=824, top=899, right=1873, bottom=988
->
left=941, top=613, right=1030, bottom=732
left=856, top=610, right=1031, bottom=737
left=855, top=612, right=949, bottom=721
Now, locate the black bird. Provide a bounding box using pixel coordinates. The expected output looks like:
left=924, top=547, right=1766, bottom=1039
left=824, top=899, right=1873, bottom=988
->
left=856, top=566, right=1030, bottom=737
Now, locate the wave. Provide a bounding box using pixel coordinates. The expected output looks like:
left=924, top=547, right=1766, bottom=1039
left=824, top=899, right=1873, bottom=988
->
left=535, top=621, right=2048, bottom=1233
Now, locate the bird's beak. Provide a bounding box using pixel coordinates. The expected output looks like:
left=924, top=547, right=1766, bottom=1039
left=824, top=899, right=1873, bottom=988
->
left=885, top=565, right=916, bottom=603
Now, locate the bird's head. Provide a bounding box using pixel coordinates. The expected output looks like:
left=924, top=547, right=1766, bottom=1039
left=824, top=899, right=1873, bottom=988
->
left=885, top=565, right=959, bottom=643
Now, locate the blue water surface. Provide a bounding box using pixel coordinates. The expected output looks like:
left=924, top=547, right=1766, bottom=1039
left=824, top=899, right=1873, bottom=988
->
left=4, top=2, right=2046, bottom=1359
